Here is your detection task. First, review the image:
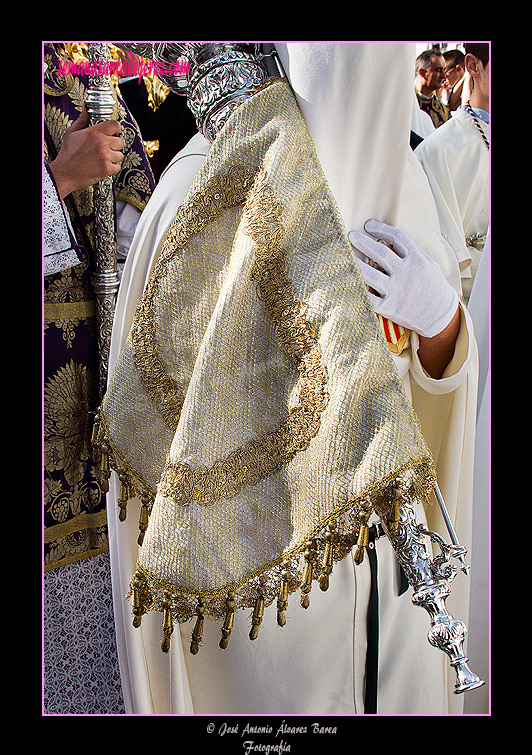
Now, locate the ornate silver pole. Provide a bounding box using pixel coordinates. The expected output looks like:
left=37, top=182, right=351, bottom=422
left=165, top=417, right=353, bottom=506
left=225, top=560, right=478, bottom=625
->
left=373, top=489, right=485, bottom=694
left=86, top=42, right=119, bottom=397
left=433, top=481, right=470, bottom=575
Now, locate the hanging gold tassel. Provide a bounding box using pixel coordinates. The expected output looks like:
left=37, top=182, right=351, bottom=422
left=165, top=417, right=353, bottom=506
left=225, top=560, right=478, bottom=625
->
left=353, top=522, right=369, bottom=564
left=387, top=487, right=401, bottom=533
left=353, top=501, right=372, bottom=565
left=219, top=591, right=236, bottom=649
left=161, top=590, right=174, bottom=653
left=319, top=522, right=337, bottom=591
left=300, top=539, right=316, bottom=609
left=277, top=580, right=289, bottom=626
left=277, top=561, right=290, bottom=627
left=131, top=571, right=145, bottom=628
left=100, top=440, right=111, bottom=493
left=118, top=472, right=129, bottom=522
left=190, top=597, right=205, bottom=654
left=249, top=577, right=267, bottom=640
left=277, top=560, right=290, bottom=626
left=91, top=409, right=102, bottom=460
left=137, top=491, right=151, bottom=546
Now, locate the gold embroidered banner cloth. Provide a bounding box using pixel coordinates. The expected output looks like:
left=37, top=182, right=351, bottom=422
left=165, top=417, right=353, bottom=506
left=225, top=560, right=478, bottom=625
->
left=98, top=79, right=434, bottom=645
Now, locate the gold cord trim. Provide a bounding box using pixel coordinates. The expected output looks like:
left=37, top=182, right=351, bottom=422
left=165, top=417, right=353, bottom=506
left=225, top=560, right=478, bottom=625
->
left=121, top=455, right=434, bottom=651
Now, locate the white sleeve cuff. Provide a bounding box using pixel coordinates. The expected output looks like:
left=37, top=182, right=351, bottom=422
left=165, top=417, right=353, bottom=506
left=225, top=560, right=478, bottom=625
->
left=410, top=303, right=475, bottom=394
left=43, top=165, right=83, bottom=276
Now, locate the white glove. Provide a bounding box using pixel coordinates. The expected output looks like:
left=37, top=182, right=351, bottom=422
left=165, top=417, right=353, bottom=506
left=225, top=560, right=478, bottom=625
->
left=348, top=219, right=459, bottom=338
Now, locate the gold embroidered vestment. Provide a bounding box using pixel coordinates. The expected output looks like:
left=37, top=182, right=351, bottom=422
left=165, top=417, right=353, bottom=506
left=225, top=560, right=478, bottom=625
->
left=96, top=79, right=434, bottom=651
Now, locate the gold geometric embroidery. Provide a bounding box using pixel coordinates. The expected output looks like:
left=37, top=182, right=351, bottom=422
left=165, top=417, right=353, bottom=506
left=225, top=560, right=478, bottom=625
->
left=130, top=167, right=258, bottom=430
left=156, top=169, right=329, bottom=505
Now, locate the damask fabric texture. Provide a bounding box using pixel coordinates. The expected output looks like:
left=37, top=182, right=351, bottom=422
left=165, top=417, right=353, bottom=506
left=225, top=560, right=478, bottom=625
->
left=99, top=79, right=435, bottom=643
left=43, top=44, right=155, bottom=571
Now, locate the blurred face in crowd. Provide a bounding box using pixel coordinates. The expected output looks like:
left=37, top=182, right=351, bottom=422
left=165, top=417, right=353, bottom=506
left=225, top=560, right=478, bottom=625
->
left=423, top=54, right=448, bottom=92
left=444, top=59, right=463, bottom=88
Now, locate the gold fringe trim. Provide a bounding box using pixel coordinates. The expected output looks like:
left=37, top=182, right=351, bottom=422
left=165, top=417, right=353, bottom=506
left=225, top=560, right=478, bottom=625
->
left=92, top=354, right=434, bottom=657
left=92, top=409, right=156, bottom=546
left=94, top=402, right=434, bottom=655
left=91, top=156, right=437, bottom=656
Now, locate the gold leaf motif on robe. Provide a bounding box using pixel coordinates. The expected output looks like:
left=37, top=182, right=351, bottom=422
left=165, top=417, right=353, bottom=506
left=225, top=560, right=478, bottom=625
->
left=44, top=360, right=97, bottom=489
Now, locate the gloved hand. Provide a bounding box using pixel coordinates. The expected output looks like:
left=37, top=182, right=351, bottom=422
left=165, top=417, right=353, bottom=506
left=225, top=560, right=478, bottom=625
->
left=348, top=219, right=459, bottom=338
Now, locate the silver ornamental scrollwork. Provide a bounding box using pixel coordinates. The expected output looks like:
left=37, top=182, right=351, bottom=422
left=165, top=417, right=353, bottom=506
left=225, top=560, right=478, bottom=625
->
left=186, top=50, right=268, bottom=141
left=373, top=492, right=485, bottom=694
left=86, top=43, right=120, bottom=397
left=466, top=233, right=487, bottom=252
left=114, top=43, right=268, bottom=141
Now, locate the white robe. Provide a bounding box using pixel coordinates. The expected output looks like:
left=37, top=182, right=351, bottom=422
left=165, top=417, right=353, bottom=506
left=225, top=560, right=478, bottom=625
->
left=462, top=238, right=490, bottom=714
left=106, top=43, right=482, bottom=716
left=414, top=107, right=489, bottom=299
